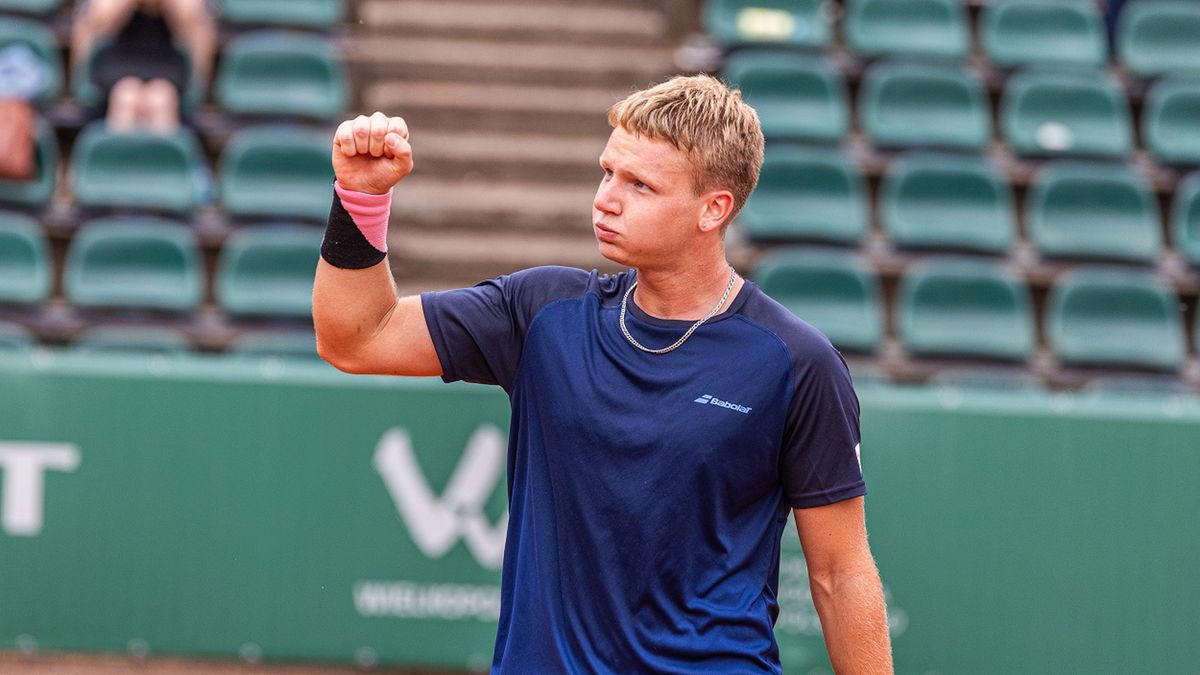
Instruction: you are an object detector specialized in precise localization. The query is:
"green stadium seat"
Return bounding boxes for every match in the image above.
[858,61,990,151]
[702,0,830,48]
[70,326,191,354]
[0,0,62,14]
[216,32,347,120]
[981,0,1107,69]
[229,330,319,359]
[1026,162,1161,262]
[880,153,1015,253]
[1173,171,1200,266]
[721,51,846,142]
[72,39,204,113]
[897,258,1035,361]
[219,125,334,222]
[753,248,883,352]
[1082,375,1195,397]
[70,123,205,214]
[219,0,344,28]
[0,16,63,103]
[1046,267,1186,371]
[0,117,57,208]
[64,217,202,312]
[736,146,866,244]
[845,0,968,60]
[1117,0,1200,77]
[0,211,49,305]
[217,226,322,318]
[0,321,33,351]
[928,367,1044,391]
[1001,69,1132,159]
[1142,77,1200,165]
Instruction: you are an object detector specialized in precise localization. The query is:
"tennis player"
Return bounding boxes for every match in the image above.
[313,74,893,673]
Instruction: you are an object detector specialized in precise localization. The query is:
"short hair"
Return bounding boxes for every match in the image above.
[607,74,765,228]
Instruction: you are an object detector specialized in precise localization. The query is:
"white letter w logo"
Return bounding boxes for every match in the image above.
[373,425,508,570]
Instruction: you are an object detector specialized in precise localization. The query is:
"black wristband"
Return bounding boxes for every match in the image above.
[320,192,388,270]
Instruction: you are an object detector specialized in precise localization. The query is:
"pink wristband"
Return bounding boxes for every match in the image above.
[334,181,392,253]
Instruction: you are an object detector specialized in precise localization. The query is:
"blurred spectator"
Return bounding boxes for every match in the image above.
[0,42,50,103]
[70,0,216,133]
[0,42,45,180]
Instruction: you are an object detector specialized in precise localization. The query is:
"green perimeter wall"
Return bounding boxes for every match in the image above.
[0,351,1197,674]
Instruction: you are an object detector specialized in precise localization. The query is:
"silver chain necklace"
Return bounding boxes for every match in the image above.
[618,266,738,355]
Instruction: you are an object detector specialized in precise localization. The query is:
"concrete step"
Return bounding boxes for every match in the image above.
[362,80,627,135]
[411,129,605,183]
[389,227,621,284]
[389,174,598,231]
[358,0,667,46]
[346,36,673,88]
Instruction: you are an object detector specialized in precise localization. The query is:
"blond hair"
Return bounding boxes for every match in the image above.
[607,74,764,227]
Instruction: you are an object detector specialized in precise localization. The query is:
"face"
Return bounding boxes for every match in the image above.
[592,127,720,270]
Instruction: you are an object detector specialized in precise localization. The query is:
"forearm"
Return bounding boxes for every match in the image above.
[313,182,400,367]
[313,256,399,355]
[809,564,893,674]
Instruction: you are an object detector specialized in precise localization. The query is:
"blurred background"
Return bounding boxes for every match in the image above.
[0,0,1197,673]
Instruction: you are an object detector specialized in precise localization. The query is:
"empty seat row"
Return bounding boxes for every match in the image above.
[69,326,319,358]
[0,122,335,221]
[0,212,321,318]
[725,53,1200,162]
[0,19,347,119]
[755,251,1197,371]
[703,0,974,59]
[216,32,347,119]
[705,0,1200,76]
[218,0,344,28]
[740,148,1200,264]
[0,0,57,15]
[0,320,319,359]
[0,0,343,27]
[912,368,1197,396]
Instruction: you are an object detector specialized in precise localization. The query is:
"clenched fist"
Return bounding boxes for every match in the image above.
[332,112,413,195]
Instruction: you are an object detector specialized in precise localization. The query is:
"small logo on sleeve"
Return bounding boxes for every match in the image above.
[693,394,752,414]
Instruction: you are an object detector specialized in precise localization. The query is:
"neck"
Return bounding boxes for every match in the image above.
[633,255,742,321]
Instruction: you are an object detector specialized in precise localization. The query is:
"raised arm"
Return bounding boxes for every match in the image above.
[794,497,893,674]
[313,112,442,377]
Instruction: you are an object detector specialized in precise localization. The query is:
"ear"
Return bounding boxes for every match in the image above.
[696,190,735,234]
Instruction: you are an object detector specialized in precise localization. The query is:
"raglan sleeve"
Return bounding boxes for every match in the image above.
[779,339,867,509]
[419,266,587,392]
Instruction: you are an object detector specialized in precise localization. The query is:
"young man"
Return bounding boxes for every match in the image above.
[314,75,893,673]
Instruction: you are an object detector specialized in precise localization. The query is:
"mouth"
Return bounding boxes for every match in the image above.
[594,222,618,241]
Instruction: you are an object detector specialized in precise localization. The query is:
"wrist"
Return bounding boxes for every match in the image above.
[321,182,393,270]
[335,180,394,197]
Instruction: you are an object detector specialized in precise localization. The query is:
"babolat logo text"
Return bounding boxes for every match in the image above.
[693,394,752,414]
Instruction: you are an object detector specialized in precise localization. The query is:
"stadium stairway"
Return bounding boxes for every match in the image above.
[346,0,681,294]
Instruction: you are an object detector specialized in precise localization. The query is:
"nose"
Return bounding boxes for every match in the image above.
[593,177,620,216]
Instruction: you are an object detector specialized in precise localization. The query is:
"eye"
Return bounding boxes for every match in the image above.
[634,180,647,190]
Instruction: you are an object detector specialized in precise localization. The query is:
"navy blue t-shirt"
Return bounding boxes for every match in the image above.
[421,266,865,674]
